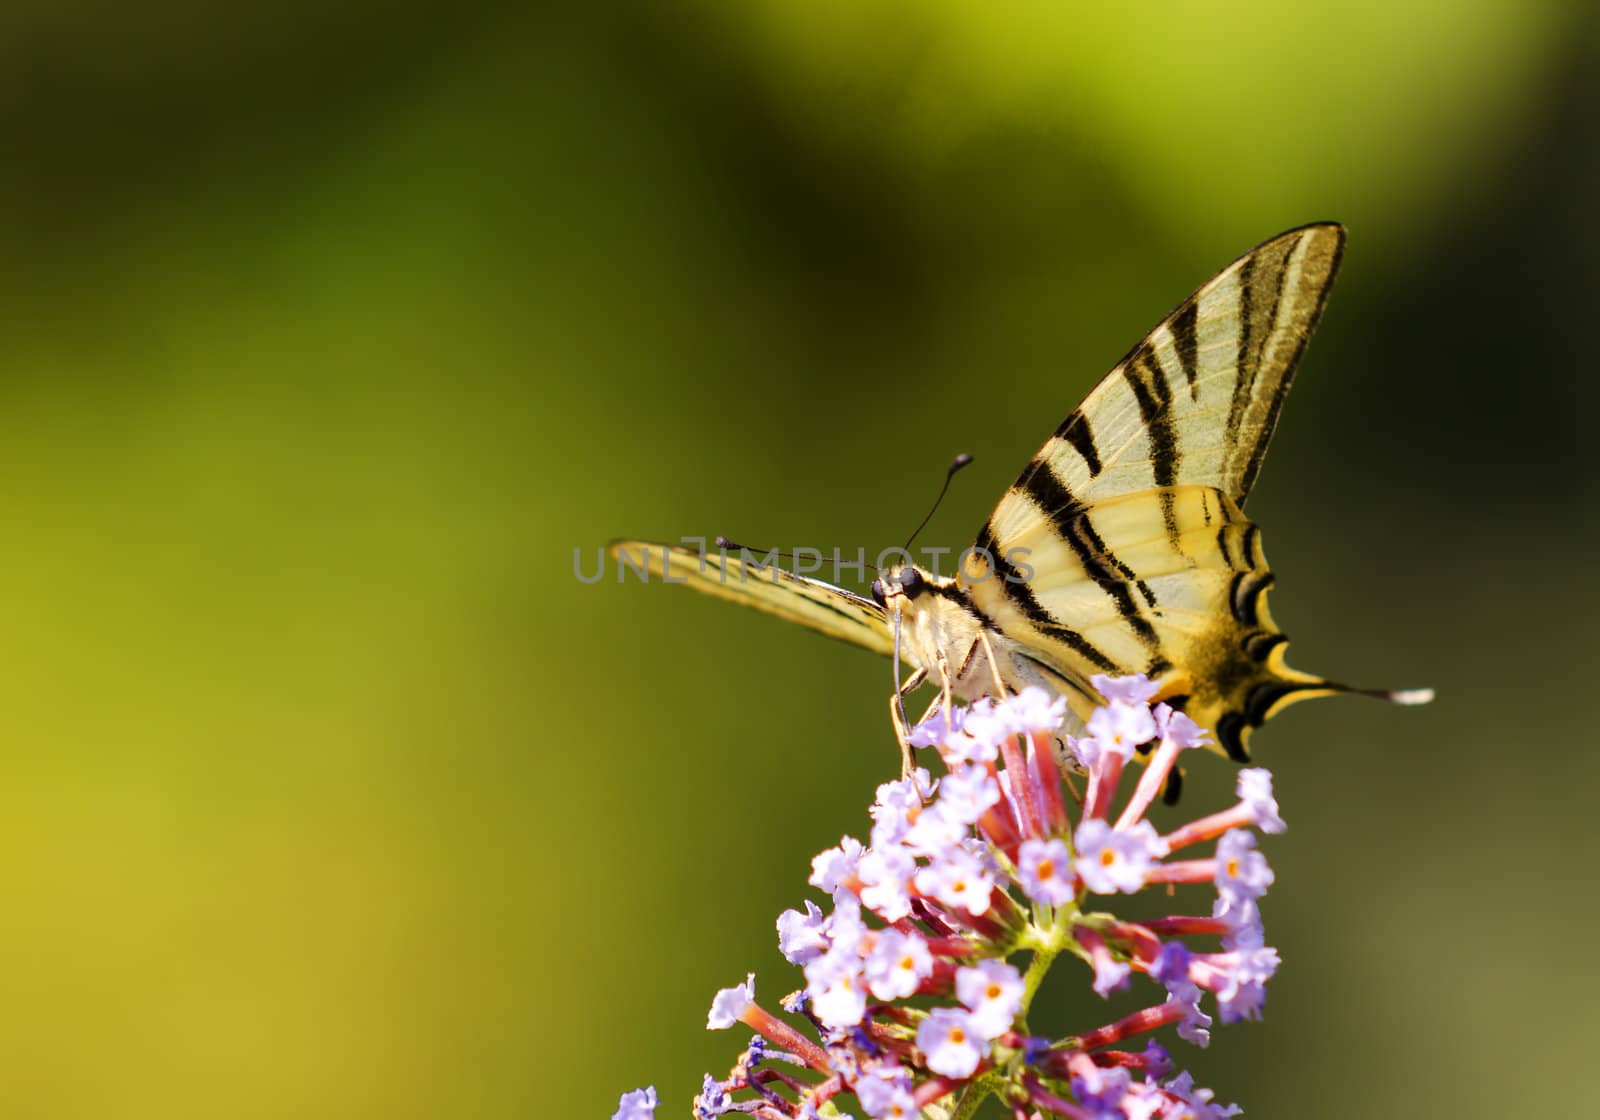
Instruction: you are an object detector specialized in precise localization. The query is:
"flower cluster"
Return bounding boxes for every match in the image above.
[615,675,1288,1118]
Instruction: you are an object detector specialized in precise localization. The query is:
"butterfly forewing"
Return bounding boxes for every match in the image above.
[608,540,895,656]
[1026,224,1343,506]
[964,225,1347,758]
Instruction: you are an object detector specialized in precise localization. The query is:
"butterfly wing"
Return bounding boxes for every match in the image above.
[608,540,895,656]
[1036,222,1345,507]
[963,223,1358,759]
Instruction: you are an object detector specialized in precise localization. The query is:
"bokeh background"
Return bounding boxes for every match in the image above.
[2,2,1596,1117]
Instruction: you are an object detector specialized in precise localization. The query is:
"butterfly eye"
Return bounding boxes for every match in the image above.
[869,579,887,607]
[899,567,924,597]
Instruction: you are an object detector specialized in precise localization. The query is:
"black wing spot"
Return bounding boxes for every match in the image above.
[1169,300,1201,401]
[1162,765,1184,806]
[1056,413,1103,479]
[1228,571,1275,626]
[1122,357,1179,488]
[1244,633,1288,662]
[1215,712,1252,763]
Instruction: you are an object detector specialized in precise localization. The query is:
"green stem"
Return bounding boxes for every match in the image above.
[1020,944,1057,1017]
[946,1075,997,1120]
[1019,904,1076,1017]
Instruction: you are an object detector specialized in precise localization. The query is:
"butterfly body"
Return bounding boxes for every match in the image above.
[611,223,1430,763]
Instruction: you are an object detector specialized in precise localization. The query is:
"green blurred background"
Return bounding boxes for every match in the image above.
[2,2,1596,1116]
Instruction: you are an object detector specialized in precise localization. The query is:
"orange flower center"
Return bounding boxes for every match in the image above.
[1100,849,1117,867]
[1037,859,1055,878]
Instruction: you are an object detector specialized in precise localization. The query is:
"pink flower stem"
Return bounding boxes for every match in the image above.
[805,1074,844,1107]
[1021,1074,1094,1119]
[1067,1000,1184,1052]
[740,1003,832,1073]
[1028,732,1069,835]
[1099,918,1161,962]
[979,798,1022,853]
[1084,754,1124,821]
[1142,858,1217,885]
[1142,915,1229,937]
[909,933,983,958]
[1114,737,1182,831]
[915,1072,982,1109]
[1161,802,1252,852]
[1092,1047,1158,1071]
[1000,734,1042,839]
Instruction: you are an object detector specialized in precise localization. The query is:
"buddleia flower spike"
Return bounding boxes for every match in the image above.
[615,676,1300,1118]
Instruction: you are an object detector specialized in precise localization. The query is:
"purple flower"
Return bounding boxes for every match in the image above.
[1074,818,1166,894]
[1215,829,1274,903]
[872,769,934,826]
[810,836,863,896]
[1212,894,1265,951]
[1209,946,1281,1023]
[1090,950,1130,998]
[1067,733,1103,771]
[1151,944,1212,1048]
[916,1008,986,1078]
[993,685,1068,736]
[1016,837,1075,906]
[955,959,1024,1039]
[827,896,868,956]
[707,974,754,1029]
[938,764,1001,824]
[868,785,916,848]
[904,802,965,858]
[1236,767,1286,833]
[693,1075,732,1117]
[805,949,867,1029]
[863,929,932,1001]
[1090,672,1161,705]
[854,1062,916,1118]
[857,845,916,922]
[777,900,829,964]
[1086,701,1158,761]
[1174,993,1214,1048]
[951,699,1010,762]
[1152,705,1208,752]
[1071,1063,1133,1115]
[1142,1040,1174,1078]
[914,845,994,915]
[908,707,965,750]
[1163,1071,1242,1119]
[613,1086,657,1120]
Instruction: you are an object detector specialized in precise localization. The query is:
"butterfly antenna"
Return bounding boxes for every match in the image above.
[903,453,974,552]
[716,536,881,573]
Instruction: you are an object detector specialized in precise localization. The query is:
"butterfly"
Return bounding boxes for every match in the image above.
[610,224,1430,777]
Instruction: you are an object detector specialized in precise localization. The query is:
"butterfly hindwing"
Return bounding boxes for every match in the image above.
[608,540,895,656]
[964,225,1347,757]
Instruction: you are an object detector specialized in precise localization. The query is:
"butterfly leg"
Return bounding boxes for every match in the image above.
[890,667,929,778]
[934,648,957,723]
[976,629,1009,697]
